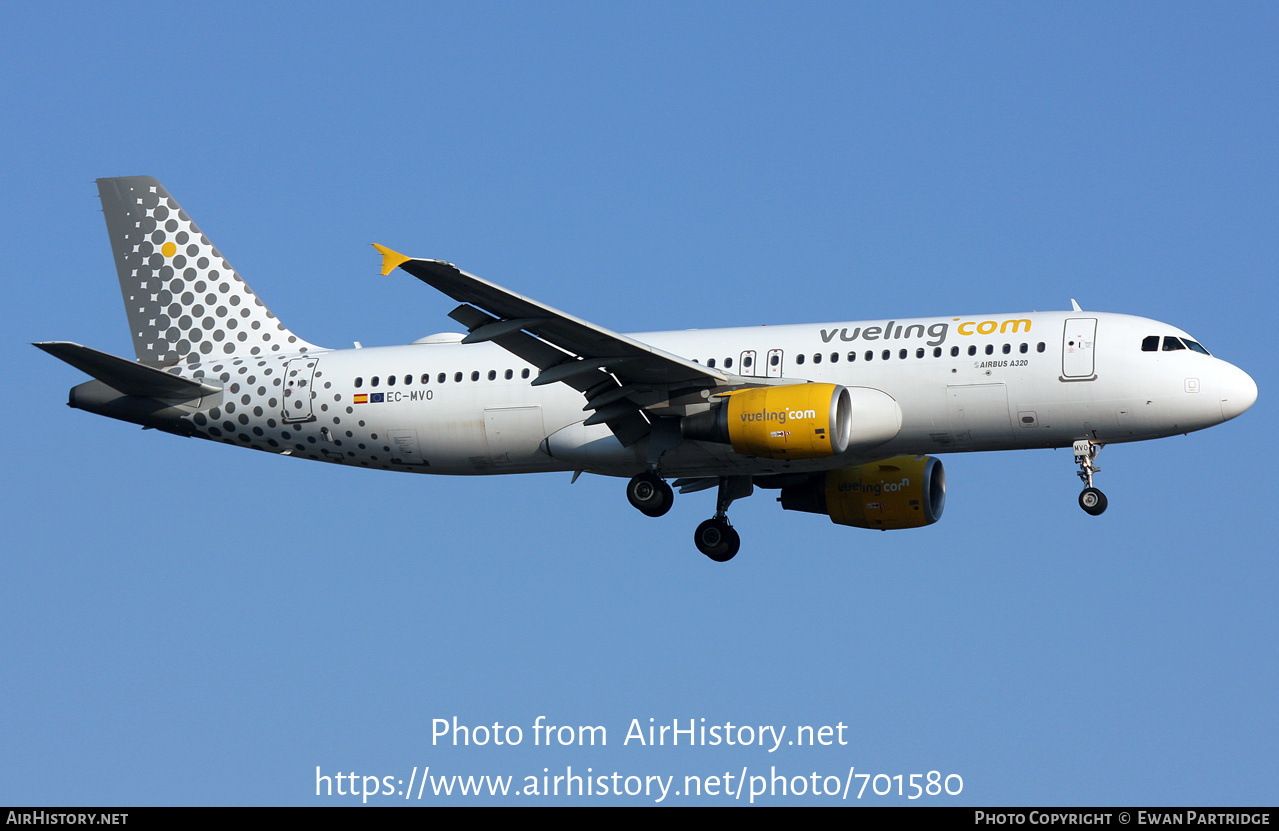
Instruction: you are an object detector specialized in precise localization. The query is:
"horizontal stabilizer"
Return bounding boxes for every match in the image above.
[34,342,220,399]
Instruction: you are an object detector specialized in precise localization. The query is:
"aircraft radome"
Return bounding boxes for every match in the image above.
[38,177,1258,561]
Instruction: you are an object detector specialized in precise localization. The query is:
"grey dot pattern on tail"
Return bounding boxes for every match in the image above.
[99,177,317,366]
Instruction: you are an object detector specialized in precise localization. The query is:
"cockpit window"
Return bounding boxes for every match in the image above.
[1183,339,1210,355]
[1147,334,1210,355]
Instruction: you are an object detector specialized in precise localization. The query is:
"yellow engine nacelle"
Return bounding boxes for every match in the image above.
[779,455,946,530]
[683,383,852,459]
[724,383,852,459]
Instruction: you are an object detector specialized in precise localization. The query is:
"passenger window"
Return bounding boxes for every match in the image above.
[813,353,822,364]
[968,346,977,356]
[438,373,446,383]
[865,351,873,361]
[488,370,496,380]
[933,347,942,358]
[796,354,805,365]
[951,346,959,357]
[882,350,890,361]
[471,371,480,381]
[405,374,412,385]
[420,374,430,384]
[726,357,734,368]
[354,377,363,388]
[1002,344,1011,354]
[1142,335,1159,352]
[985,345,994,355]
[387,375,395,386]
[744,356,753,368]
[1162,337,1186,351]
[521,369,530,379]
[454,372,462,382]
[898,349,907,359]
[505,369,513,379]
[1037,342,1045,353]
[371,376,380,387]
[847,352,856,362]
[1019,343,1028,354]
[916,348,924,359]
[770,355,779,366]
[830,352,839,363]
[707,358,716,368]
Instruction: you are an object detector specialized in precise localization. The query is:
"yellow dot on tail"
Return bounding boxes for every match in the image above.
[161,241,176,258]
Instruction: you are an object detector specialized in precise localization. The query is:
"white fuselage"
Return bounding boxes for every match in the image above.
[172,309,1255,479]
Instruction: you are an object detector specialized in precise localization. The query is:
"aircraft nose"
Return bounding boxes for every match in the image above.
[1218,363,1258,422]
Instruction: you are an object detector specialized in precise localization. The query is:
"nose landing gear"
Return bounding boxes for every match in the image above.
[1073,440,1107,516]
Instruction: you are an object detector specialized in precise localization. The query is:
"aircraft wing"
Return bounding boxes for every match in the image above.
[376,245,728,387]
[375,245,737,445]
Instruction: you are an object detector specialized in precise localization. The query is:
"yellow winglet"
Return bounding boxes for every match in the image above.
[372,243,411,276]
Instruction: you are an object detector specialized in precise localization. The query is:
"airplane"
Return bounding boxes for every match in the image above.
[37,176,1258,562]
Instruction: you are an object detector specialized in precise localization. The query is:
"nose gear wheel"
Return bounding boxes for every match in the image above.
[1079,487,1107,515]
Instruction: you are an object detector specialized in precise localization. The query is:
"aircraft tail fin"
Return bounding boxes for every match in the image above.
[97,176,319,366]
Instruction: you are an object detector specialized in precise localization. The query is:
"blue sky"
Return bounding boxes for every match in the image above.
[2,2,1274,805]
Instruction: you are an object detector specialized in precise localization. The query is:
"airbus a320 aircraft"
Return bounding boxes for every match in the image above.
[39,177,1257,561]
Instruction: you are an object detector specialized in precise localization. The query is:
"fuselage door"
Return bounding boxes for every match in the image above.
[1062,318,1098,380]
[739,350,758,377]
[766,349,784,377]
[282,357,318,423]
[484,406,546,465]
[948,383,1015,447]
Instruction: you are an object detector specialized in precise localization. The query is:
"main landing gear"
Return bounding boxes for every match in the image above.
[626,471,673,517]
[694,518,739,562]
[1073,440,1108,516]
[692,476,751,562]
[624,471,750,562]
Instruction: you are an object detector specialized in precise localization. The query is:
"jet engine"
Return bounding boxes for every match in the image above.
[681,384,901,460]
[681,383,852,459]
[779,455,946,530]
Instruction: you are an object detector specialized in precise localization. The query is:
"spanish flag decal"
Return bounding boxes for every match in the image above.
[354,394,369,404]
